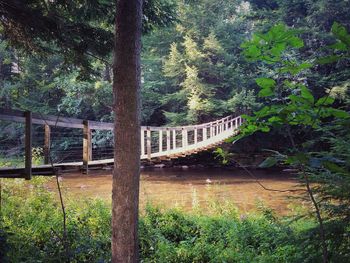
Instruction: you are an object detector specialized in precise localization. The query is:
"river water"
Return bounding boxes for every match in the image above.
[50,167,302,215]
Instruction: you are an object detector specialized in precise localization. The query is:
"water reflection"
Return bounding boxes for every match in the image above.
[49,168,302,215]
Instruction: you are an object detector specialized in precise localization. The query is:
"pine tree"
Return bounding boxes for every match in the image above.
[182,65,212,122]
[163,43,184,80]
[183,35,204,63]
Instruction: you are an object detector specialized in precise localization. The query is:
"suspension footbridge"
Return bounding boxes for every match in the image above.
[0,108,243,178]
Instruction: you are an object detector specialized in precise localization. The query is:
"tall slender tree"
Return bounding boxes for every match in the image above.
[112,0,142,262]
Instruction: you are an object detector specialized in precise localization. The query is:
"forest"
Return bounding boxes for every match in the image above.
[0,0,350,262]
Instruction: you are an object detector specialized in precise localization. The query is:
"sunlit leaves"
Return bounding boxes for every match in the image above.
[213,147,232,165]
[268,116,283,125]
[241,24,304,63]
[256,78,276,89]
[256,78,276,97]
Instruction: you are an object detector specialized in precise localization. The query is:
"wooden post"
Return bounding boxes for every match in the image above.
[172,130,176,149]
[159,130,163,152]
[146,127,151,160]
[203,127,207,141]
[166,129,171,152]
[141,129,145,157]
[194,128,198,144]
[182,128,188,148]
[83,120,92,173]
[44,124,51,164]
[24,111,32,180]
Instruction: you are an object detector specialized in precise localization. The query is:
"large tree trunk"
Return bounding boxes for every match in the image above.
[112,0,142,262]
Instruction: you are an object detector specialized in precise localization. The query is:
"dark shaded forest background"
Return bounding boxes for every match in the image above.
[1,0,348,126]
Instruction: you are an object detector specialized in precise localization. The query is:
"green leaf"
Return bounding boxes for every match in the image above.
[241,114,251,120]
[316,55,344,65]
[256,78,276,97]
[256,78,276,89]
[258,88,274,97]
[297,62,312,71]
[254,106,270,117]
[259,157,278,168]
[287,153,309,165]
[280,62,312,75]
[243,45,261,59]
[288,36,304,48]
[330,109,349,118]
[260,126,270,132]
[268,116,283,124]
[331,22,350,46]
[289,94,307,104]
[270,43,286,56]
[315,96,335,106]
[329,42,348,51]
[300,86,314,104]
[246,124,259,132]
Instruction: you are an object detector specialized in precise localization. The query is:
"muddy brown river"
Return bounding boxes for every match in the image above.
[49,168,304,215]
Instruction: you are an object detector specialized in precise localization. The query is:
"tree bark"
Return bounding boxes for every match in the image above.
[112,0,142,262]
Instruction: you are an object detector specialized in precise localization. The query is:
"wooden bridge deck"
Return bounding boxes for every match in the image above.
[0,108,243,178]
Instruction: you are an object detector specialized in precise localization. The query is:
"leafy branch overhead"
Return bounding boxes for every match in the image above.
[0,0,177,75]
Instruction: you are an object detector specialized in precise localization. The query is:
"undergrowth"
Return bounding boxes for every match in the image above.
[0,177,348,262]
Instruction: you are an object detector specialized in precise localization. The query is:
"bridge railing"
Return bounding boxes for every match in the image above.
[0,108,243,178]
[140,115,243,159]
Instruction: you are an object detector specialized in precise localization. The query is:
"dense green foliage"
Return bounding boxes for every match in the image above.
[221,20,350,262]
[2,178,349,263]
[1,0,349,126]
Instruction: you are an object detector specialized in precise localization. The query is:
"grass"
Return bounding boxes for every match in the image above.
[0,149,44,168]
[0,156,24,168]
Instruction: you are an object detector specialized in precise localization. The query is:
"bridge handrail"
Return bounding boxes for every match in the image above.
[145,115,239,131]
